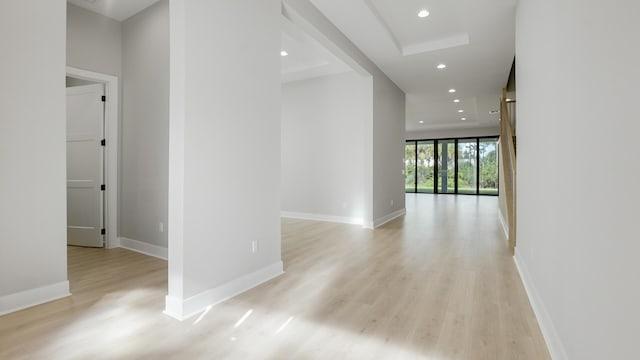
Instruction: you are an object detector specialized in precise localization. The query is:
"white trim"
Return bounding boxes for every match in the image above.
[373,208,406,228]
[498,208,509,240]
[0,281,70,316]
[119,237,168,260]
[281,211,364,226]
[66,66,119,249]
[514,251,568,360]
[164,261,284,321]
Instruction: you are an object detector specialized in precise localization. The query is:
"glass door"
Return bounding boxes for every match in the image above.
[457,139,477,194]
[405,142,416,192]
[437,140,455,194]
[417,141,435,193]
[479,138,499,195]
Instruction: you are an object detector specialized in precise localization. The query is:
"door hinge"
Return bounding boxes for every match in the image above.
[101,228,106,235]
[101,139,106,146]
[101,95,106,102]
[101,184,105,191]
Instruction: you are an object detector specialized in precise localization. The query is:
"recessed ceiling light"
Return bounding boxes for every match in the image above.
[280,50,288,57]
[453,99,460,103]
[419,121,424,124]
[418,9,430,18]
[437,63,446,69]
[448,89,456,93]
[458,110,464,113]
[461,117,467,121]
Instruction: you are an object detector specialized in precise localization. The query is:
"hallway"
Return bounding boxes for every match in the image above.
[0,195,549,359]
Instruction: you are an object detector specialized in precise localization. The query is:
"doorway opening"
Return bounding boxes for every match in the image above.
[66,67,119,248]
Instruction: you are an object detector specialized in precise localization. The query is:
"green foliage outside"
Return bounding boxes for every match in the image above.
[405,140,499,195]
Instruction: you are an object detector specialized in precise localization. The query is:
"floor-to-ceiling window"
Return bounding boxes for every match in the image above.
[417,141,435,193]
[479,138,499,195]
[405,142,416,192]
[457,139,477,194]
[405,137,499,195]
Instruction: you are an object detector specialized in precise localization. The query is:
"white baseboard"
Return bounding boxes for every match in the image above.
[281,211,364,226]
[498,208,509,240]
[164,261,284,321]
[0,281,70,316]
[119,237,168,260]
[514,251,568,360]
[373,208,406,228]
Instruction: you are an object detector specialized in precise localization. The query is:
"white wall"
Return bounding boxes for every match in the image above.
[372,76,406,224]
[0,0,69,313]
[283,0,406,227]
[281,72,372,224]
[121,0,169,248]
[406,126,499,141]
[67,4,122,78]
[166,0,283,319]
[516,0,640,358]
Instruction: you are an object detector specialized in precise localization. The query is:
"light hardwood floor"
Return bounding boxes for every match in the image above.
[0,195,550,359]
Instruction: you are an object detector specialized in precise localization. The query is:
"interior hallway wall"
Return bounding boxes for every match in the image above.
[166,0,283,319]
[283,0,406,227]
[516,0,640,358]
[121,0,169,249]
[281,72,371,224]
[0,0,69,314]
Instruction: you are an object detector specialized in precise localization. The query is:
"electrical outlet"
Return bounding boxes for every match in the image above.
[159,222,164,233]
[251,240,258,253]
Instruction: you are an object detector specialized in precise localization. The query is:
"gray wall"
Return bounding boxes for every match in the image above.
[281,72,371,223]
[372,76,406,223]
[283,0,407,226]
[0,0,68,308]
[516,0,640,358]
[121,0,169,247]
[167,0,283,318]
[67,4,122,78]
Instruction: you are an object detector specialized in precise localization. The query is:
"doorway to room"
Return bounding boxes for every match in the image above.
[66,81,105,247]
[66,67,119,248]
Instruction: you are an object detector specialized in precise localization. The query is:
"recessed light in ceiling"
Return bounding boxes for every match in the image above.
[453,99,460,103]
[418,9,430,18]
[437,64,446,70]
[419,121,424,124]
[448,89,456,93]
[461,117,467,121]
[458,110,464,113]
[280,50,288,57]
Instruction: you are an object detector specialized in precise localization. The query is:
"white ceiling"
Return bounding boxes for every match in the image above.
[281,18,352,83]
[310,0,516,132]
[67,0,161,22]
[69,0,515,132]
[67,0,351,83]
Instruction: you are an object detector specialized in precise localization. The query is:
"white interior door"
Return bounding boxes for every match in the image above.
[66,83,105,247]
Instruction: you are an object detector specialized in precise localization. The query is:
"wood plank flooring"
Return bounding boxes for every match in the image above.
[0,194,550,359]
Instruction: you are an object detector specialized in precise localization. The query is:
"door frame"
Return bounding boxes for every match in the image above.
[66,66,119,248]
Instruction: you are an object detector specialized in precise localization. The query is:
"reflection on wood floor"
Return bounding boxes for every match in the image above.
[0,194,549,359]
